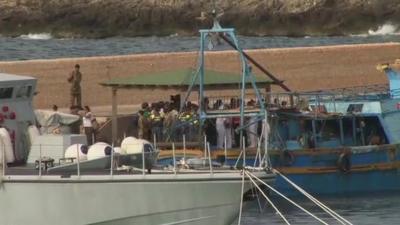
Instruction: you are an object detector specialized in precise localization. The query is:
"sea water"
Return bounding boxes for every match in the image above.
[241,193,400,224]
[0,33,399,61]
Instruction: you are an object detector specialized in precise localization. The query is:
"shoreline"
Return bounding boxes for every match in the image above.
[0,43,399,112]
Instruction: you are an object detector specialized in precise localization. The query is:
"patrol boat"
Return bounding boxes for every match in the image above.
[0,73,275,225]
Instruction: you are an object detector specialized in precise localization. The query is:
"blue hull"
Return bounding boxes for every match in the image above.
[274,169,400,196]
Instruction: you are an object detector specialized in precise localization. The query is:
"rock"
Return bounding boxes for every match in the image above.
[0,0,399,38]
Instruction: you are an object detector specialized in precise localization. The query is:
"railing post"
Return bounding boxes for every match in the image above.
[153,133,157,150]
[39,144,42,177]
[203,135,207,166]
[242,136,246,168]
[2,141,5,177]
[172,142,177,175]
[263,112,269,168]
[110,143,114,176]
[224,134,227,165]
[207,142,213,175]
[142,143,146,176]
[76,144,80,177]
[183,135,186,161]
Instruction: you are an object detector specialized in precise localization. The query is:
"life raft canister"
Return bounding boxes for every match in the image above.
[337,152,351,173]
[281,150,295,166]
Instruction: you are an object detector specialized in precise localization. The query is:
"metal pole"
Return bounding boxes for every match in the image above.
[183,135,186,160]
[39,144,42,177]
[142,142,146,176]
[110,143,114,176]
[333,94,337,113]
[172,142,177,175]
[237,168,245,225]
[153,133,157,150]
[199,31,205,128]
[203,135,207,166]
[312,120,317,149]
[2,140,5,177]
[352,116,357,144]
[242,136,246,168]
[76,144,80,177]
[219,34,291,92]
[224,134,227,165]
[111,88,118,145]
[339,118,344,145]
[207,142,213,175]
[263,112,269,168]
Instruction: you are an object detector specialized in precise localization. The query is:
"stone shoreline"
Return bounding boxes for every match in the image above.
[0,43,399,112]
[1,0,399,37]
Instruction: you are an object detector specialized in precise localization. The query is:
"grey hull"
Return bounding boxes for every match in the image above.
[0,171,274,225]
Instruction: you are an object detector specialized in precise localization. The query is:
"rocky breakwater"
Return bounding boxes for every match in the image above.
[0,0,399,38]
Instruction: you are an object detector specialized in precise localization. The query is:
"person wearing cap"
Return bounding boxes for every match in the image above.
[68,64,82,109]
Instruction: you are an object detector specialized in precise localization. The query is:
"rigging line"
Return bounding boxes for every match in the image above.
[245,171,291,225]
[246,170,331,225]
[273,169,353,225]
[237,169,245,225]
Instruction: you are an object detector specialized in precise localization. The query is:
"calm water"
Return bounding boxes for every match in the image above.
[241,193,400,225]
[0,33,399,61]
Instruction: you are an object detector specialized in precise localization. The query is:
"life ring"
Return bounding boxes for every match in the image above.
[281,150,295,166]
[337,152,351,173]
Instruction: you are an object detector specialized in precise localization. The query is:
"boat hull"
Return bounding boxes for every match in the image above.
[274,168,400,196]
[0,172,274,225]
[270,144,400,195]
[158,144,400,195]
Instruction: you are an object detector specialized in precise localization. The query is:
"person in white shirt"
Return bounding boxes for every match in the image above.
[83,105,95,145]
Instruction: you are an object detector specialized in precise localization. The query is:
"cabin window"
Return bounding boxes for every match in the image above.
[16,85,32,98]
[0,87,13,99]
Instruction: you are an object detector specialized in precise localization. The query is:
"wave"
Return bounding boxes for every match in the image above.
[368,24,399,36]
[19,33,52,40]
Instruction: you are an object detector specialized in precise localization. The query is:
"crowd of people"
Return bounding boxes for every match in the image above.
[137,96,267,149]
[137,97,200,143]
[65,63,266,149]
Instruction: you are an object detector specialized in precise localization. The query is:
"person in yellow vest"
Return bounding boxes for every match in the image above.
[150,108,163,141]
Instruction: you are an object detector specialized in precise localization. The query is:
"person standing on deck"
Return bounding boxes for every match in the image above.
[138,110,146,139]
[246,101,258,148]
[224,110,233,149]
[83,106,95,145]
[216,104,227,149]
[67,64,82,109]
[163,104,178,141]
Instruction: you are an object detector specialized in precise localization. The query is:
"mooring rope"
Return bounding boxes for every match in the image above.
[237,170,245,225]
[245,170,330,225]
[272,169,353,225]
[246,171,291,225]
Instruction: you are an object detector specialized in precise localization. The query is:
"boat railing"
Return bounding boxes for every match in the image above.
[0,139,221,178]
[203,84,398,114]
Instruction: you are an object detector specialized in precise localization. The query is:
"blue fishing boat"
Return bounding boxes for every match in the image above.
[267,61,400,195]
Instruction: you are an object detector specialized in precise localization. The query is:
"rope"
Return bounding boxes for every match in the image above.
[246,171,291,225]
[245,171,330,225]
[237,170,245,225]
[273,169,353,225]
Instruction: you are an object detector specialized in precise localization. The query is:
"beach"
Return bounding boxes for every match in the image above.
[0,42,399,111]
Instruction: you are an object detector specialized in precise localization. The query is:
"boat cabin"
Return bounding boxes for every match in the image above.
[0,73,37,162]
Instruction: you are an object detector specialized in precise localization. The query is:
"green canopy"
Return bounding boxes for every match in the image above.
[100,69,272,89]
